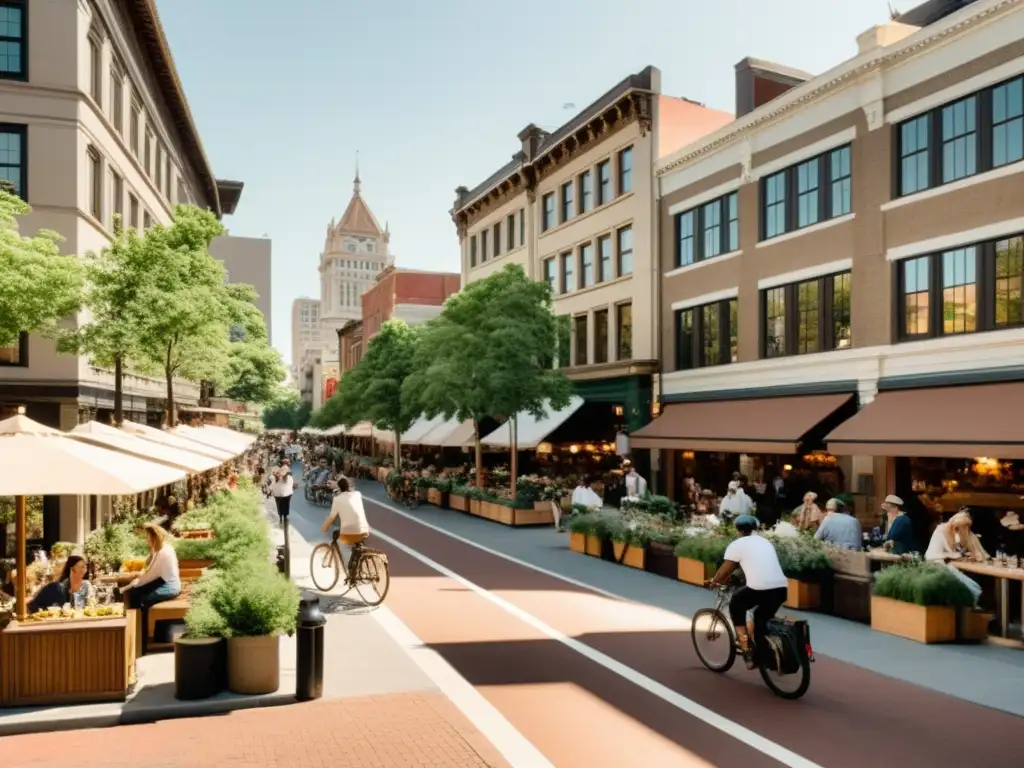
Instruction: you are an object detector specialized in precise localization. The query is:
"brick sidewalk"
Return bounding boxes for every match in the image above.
[1,692,512,768]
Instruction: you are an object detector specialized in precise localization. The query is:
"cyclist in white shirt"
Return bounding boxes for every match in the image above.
[709,515,788,668]
[320,476,370,582]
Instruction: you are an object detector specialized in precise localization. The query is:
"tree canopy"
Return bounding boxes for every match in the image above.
[261,387,310,430]
[221,341,287,404]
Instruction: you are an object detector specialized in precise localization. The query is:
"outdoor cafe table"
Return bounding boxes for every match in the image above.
[952,560,1024,639]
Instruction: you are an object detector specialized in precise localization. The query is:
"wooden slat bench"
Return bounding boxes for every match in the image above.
[143,568,207,651]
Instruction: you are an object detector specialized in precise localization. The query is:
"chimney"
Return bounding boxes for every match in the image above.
[735,57,813,118]
[856,22,919,55]
[454,185,469,210]
[517,123,546,162]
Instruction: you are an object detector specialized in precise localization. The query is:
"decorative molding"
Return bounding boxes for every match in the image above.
[667,180,741,216]
[665,250,742,279]
[880,158,1024,211]
[739,141,753,182]
[885,216,1024,261]
[670,287,739,311]
[751,126,857,180]
[757,258,853,289]
[754,213,855,250]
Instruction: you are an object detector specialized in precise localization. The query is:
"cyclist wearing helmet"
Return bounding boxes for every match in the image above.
[709,514,788,668]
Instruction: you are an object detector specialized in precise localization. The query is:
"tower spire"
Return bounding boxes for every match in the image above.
[353,151,361,196]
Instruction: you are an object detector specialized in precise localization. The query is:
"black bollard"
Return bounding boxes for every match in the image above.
[295,592,326,702]
[276,544,287,575]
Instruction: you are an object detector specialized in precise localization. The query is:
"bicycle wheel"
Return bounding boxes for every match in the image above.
[758,649,811,700]
[690,608,737,673]
[309,542,340,592]
[354,553,390,606]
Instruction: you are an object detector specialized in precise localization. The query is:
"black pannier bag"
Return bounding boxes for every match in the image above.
[763,617,812,674]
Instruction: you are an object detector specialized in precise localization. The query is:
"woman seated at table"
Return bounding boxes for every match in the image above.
[123,523,180,611]
[925,509,988,605]
[28,555,91,613]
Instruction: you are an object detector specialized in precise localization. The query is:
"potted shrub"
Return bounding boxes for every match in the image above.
[449,484,470,512]
[174,580,227,700]
[871,562,975,643]
[205,559,300,694]
[772,535,832,610]
[426,477,451,508]
[610,520,648,570]
[675,532,733,586]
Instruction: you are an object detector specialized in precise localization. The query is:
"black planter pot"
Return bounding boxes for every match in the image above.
[646,541,678,580]
[174,637,227,700]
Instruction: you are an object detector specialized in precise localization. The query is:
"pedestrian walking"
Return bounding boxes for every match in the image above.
[271,459,294,526]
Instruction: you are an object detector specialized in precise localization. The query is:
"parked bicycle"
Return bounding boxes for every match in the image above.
[691,584,814,700]
[309,532,391,606]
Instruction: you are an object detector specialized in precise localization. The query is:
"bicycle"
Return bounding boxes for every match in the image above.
[309,532,391,606]
[691,584,814,700]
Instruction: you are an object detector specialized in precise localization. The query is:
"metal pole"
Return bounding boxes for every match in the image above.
[283,508,291,577]
[15,495,26,621]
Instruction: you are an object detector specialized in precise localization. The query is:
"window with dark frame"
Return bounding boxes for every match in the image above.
[557,315,570,368]
[0,1,27,80]
[87,146,101,220]
[0,331,27,366]
[598,234,611,282]
[761,271,853,358]
[561,251,574,293]
[597,159,611,205]
[519,207,525,246]
[574,314,588,366]
[674,191,739,268]
[618,146,632,194]
[144,129,152,177]
[994,235,1023,327]
[155,145,163,191]
[0,124,26,199]
[674,298,738,371]
[89,32,102,105]
[542,192,555,231]
[897,75,1024,197]
[143,210,152,230]
[616,303,632,361]
[506,213,515,251]
[580,170,593,213]
[469,235,477,267]
[594,309,609,364]
[580,242,594,288]
[617,225,633,276]
[492,222,501,257]
[543,257,557,292]
[480,229,489,262]
[110,61,124,135]
[129,193,139,230]
[761,144,852,240]
[110,169,123,225]
[561,180,574,223]
[130,97,141,156]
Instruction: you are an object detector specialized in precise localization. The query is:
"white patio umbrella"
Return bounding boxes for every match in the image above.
[0,410,189,621]
[71,421,223,473]
[120,421,234,462]
[180,424,256,450]
[172,424,251,455]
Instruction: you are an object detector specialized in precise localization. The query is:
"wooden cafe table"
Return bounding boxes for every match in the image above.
[952,560,1024,639]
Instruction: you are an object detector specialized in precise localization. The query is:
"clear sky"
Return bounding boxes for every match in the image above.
[156,0,913,364]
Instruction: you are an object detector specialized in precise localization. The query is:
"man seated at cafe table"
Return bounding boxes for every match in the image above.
[814,497,862,550]
[122,523,181,612]
[876,495,919,555]
[28,555,92,613]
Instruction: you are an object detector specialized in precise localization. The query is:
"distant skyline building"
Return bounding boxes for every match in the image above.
[290,297,322,378]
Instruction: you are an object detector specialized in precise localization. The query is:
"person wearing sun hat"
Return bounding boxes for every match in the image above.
[880,494,918,555]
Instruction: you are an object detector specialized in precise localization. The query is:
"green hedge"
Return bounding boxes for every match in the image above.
[874,562,975,608]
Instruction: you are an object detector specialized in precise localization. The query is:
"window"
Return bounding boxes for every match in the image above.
[941,247,977,334]
[0,1,26,80]
[155,145,163,190]
[143,210,152,230]
[557,315,570,367]
[542,192,555,231]
[580,170,593,213]
[574,314,588,365]
[675,299,739,371]
[617,303,632,360]
[899,115,930,195]
[762,145,852,240]
[519,208,525,246]
[580,242,594,288]
[674,192,738,268]
[543,257,556,292]
[618,146,632,194]
[506,213,515,251]
[129,193,139,230]
[561,251,574,293]
[177,179,187,205]
[87,146,102,220]
[993,78,1024,168]
[480,229,489,262]
[0,124,26,199]
[617,225,633,276]
[941,96,977,183]
[0,331,27,366]
[110,61,124,135]
[761,271,853,357]
[144,129,152,177]
[594,309,609,364]
[597,234,612,283]
[597,160,611,205]
[561,181,574,223]
[165,157,172,198]
[994,236,1024,327]
[492,222,501,257]
[109,169,123,225]
[88,32,102,104]
[129,97,140,156]
[469,235,477,267]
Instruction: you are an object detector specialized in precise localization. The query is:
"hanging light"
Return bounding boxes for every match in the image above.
[613,405,624,417]
[569,444,580,454]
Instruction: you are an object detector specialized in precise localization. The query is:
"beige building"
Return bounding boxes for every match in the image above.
[0,0,232,544]
[211,231,273,344]
[637,0,1024,519]
[291,297,323,378]
[452,66,732,434]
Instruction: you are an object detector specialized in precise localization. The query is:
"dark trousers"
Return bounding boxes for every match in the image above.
[275,495,292,523]
[729,586,788,658]
[127,577,181,651]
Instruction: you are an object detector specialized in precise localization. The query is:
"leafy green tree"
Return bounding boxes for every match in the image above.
[0,185,83,347]
[262,388,310,430]
[312,364,368,430]
[404,264,571,486]
[222,341,286,404]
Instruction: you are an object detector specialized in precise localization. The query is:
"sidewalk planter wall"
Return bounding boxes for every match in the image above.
[178,559,215,571]
[646,541,678,579]
[449,494,468,512]
[612,542,645,570]
[470,498,482,516]
[957,608,994,642]
[870,596,956,643]
[585,535,602,557]
[512,507,553,526]
[227,635,280,694]
[677,557,712,586]
[174,637,226,700]
[416,486,430,502]
[785,579,821,610]
[426,488,447,507]
[569,532,586,554]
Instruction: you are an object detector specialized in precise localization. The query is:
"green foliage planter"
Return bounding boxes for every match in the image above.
[771,535,833,610]
[675,534,734,586]
[871,562,975,643]
[645,532,682,580]
[172,487,271,570]
[175,597,227,701]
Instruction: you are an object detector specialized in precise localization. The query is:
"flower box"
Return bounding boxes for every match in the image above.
[785,579,821,610]
[646,541,678,579]
[612,542,645,570]
[178,559,215,571]
[426,488,447,507]
[512,507,554,526]
[449,494,468,512]
[585,535,602,557]
[179,529,214,540]
[416,486,429,502]
[470,498,482,516]
[677,557,712,586]
[534,500,553,512]
[870,596,956,644]
[569,532,586,554]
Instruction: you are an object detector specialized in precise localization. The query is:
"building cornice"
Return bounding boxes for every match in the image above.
[657,0,1019,178]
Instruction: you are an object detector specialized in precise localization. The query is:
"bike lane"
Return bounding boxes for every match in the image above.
[362,498,1021,768]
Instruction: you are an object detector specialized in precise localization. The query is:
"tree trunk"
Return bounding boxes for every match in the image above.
[164,342,175,427]
[474,419,484,488]
[510,416,518,495]
[394,434,402,472]
[113,352,124,426]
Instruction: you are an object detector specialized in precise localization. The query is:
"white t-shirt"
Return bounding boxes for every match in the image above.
[327,491,370,536]
[271,471,294,498]
[134,543,180,588]
[723,535,788,591]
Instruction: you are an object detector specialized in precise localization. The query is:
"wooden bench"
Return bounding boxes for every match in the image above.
[143,568,206,651]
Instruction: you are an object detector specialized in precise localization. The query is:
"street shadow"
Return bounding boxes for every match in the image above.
[319,595,377,616]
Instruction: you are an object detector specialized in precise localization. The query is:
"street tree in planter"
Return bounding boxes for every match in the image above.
[0,182,83,359]
[404,264,570,488]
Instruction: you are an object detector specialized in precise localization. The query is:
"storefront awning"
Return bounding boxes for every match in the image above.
[631,393,853,453]
[826,382,1024,459]
[346,421,373,438]
[401,415,446,445]
[416,418,475,448]
[480,396,586,450]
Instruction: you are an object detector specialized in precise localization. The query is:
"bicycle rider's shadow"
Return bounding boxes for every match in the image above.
[319,595,377,616]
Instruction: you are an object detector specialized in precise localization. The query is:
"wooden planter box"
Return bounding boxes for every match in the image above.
[469,498,482,516]
[178,559,215,571]
[957,608,995,642]
[646,541,678,579]
[677,556,712,586]
[870,596,956,643]
[179,529,214,540]
[477,500,515,525]
[426,488,448,507]
[612,541,645,570]
[416,486,430,502]
[377,467,391,483]
[449,494,468,512]
[585,535,603,557]
[785,579,821,610]
[534,500,551,512]
[569,532,586,553]
[512,507,554,526]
